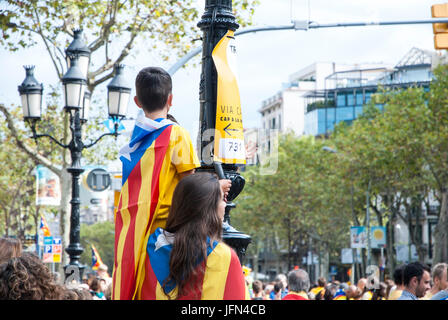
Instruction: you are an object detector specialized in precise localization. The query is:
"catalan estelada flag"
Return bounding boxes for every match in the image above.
[333,289,347,300]
[137,228,249,300]
[112,112,200,300]
[39,214,51,237]
[91,244,105,271]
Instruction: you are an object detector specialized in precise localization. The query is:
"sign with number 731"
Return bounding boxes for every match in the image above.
[212,30,246,165]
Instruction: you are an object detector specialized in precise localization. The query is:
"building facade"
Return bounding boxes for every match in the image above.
[304,48,434,136]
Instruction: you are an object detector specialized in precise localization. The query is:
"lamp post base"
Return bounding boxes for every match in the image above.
[222,221,252,264]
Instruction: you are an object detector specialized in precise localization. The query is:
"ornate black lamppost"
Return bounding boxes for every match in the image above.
[197,0,251,264]
[18,30,130,282]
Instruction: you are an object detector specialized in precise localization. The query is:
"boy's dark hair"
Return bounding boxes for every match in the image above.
[393,264,405,286]
[252,280,263,294]
[403,262,430,286]
[135,67,172,113]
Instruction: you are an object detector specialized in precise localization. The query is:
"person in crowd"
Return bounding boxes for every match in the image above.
[422,262,448,299]
[270,273,288,299]
[62,284,93,300]
[323,283,338,300]
[271,281,283,300]
[397,262,431,300]
[137,172,247,300]
[97,264,112,287]
[0,252,64,300]
[346,284,362,300]
[282,269,310,300]
[0,237,22,265]
[310,277,326,299]
[388,264,406,300]
[384,279,395,299]
[252,280,265,300]
[264,283,274,300]
[357,277,373,300]
[89,278,106,300]
[371,282,388,300]
[333,283,348,300]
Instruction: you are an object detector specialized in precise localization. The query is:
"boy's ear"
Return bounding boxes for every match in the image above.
[134,96,142,109]
[167,93,173,108]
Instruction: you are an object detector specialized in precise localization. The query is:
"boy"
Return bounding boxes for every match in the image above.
[112,67,230,300]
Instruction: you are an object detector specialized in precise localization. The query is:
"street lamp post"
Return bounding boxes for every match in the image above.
[197,0,251,264]
[18,32,130,282]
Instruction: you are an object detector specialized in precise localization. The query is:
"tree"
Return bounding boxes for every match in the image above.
[80,220,115,273]
[0,0,260,268]
[233,133,352,276]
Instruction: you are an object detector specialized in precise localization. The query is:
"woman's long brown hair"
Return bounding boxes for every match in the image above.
[162,172,223,299]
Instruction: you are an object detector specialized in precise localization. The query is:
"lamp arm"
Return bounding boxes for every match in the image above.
[28,119,69,148]
[83,130,118,149]
[32,133,69,149]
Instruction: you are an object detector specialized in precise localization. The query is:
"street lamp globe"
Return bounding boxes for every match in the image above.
[81,90,91,123]
[62,55,87,111]
[65,29,90,79]
[18,65,43,121]
[107,64,131,119]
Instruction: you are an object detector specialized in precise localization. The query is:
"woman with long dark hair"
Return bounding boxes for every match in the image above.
[136,172,248,300]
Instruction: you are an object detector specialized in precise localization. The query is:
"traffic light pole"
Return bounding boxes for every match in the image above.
[169,18,448,75]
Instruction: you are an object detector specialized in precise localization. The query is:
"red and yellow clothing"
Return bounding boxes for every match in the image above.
[112,115,200,300]
[282,291,308,300]
[138,228,249,300]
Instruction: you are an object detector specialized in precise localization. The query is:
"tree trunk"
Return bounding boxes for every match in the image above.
[433,190,448,264]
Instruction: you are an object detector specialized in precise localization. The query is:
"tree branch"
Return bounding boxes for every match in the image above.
[0,104,62,177]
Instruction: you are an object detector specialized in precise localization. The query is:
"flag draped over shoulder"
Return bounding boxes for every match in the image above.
[39,215,51,237]
[333,289,347,300]
[112,113,179,300]
[91,244,104,271]
[138,228,249,300]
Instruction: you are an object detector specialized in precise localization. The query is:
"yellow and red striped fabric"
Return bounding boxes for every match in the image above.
[137,228,249,300]
[112,115,199,300]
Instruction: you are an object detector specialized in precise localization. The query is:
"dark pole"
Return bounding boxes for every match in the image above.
[197,0,251,264]
[64,109,85,280]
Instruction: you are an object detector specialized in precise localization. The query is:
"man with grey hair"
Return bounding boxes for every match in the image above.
[282,268,310,300]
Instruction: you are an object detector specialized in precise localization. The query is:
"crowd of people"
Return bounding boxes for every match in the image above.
[0,237,113,300]
[1,232,447,301]
[247,261,448,300]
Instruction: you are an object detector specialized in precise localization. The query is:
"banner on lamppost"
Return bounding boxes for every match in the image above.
[370,226,387,249]
[350,226,367,248]
[35,165,61,206]
[212,29,246,164]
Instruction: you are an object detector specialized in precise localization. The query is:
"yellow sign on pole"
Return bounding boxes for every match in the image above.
[212,30,246,164]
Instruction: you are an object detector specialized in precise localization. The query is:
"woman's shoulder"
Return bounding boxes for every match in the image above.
[208,242,242,265]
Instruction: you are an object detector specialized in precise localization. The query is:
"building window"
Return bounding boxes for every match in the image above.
[356,92,363,105]
[278,114,281,130]
[347,93,355,106]
[337,93,346,107]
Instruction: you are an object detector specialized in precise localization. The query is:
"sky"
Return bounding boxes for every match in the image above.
[0,0,442,149]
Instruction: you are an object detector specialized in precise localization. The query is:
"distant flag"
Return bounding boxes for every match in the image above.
[103,119,125,134]
[92,244,105,270]
[39,214,51,237]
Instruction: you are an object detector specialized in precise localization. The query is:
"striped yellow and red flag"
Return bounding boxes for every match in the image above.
[91,244,105,271]
[112,113,199,300]
[137,228,249,300]
[39,214,51,237]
